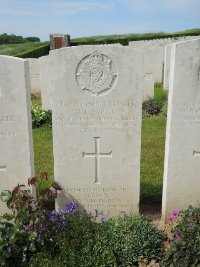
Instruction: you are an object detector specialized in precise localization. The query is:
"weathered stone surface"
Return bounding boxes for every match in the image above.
[50,45,143,217]
[130,45,163,85]
[0,56,34,215]
[39,56,51,110]
[27,58,40,94]
[162,39,200,220]
[163,45,172,90]
[143,72,154,100]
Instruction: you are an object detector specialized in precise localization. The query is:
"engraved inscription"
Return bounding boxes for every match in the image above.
[54,99,138,133]
[82,137,112,184]
[175,101,200,126]
[66,187,128,209]
[75,51,117,96]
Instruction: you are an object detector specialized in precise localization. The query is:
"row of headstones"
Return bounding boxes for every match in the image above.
[0,39,200,220]
[29,36,200,111]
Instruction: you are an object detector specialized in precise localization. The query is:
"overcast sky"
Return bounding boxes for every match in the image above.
[0,0,199,41]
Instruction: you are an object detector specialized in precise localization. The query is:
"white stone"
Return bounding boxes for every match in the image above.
[0,56,34,215]
[162,39,200,220]
[143,73,154,100]
[164,37,200,91]
[163,45,172,90]
[39,56,52,110]
[134,46,163,85]
[27,58,40,94]
[50,45,143,217]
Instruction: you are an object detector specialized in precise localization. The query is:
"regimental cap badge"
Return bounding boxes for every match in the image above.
[75,51,117,96]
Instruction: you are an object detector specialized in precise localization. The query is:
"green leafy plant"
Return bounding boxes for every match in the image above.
[30,208,116,267]
[0,177,61,266]
[107,214,164,266]
[142,96,165,116]
[162,206,200,267]
[31,104,52,128]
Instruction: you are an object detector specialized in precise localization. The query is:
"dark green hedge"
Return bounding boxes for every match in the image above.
[15,43,50,58]
[71,30,200,46]
[71,38,129,46]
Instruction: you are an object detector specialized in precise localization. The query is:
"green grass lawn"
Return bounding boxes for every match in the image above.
[0,42,47,56]
[33,116,166,202]
[141,117,166,202]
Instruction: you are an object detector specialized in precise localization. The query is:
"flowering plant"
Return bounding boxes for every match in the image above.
[0,176,62,266]
[31,104,52,128]
[163,206,200,266]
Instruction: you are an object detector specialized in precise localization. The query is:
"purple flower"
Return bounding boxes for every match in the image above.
[50,216,56,222]
[95,209,103,215]
[65,202,78,214]
[100,217,107,222]
[41,226,46,233]
[25,226,30,235]
[175,231,181,239]
[56,208,64,215]
[171,210,179,217]
[51,210,56,216]
[6,246,12,253]
[189,222,193,227]
[50,210,56,222]
[189,211,193,216]
[167,216,174,222]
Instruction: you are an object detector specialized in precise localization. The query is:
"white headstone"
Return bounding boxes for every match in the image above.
[39,56,52,110]
[50,46,143,217]
[163,45,172,90]
[162,39,200,220]
[130,45,163,85]
[27,58,40,94]
[0,56,34,214]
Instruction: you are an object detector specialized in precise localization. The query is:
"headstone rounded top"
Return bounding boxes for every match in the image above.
[75,51,117,96]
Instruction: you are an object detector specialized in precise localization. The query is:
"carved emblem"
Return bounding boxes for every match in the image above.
[75,51,117,96]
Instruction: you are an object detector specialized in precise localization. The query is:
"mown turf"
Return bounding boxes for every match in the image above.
[140,117,166,202]
[0,42,47,56]
[33,127,54,192]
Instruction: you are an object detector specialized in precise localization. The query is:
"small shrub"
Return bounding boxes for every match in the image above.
[143,97,164,115]
[0,178,61,266]
[31,104,52,128]
[30,209,117,267]
[162,206,200,267]
[107,214,164,266]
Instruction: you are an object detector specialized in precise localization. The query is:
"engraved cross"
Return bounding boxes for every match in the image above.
[193,150,200,157]
[82,137,112,184]
[0,164,6,171]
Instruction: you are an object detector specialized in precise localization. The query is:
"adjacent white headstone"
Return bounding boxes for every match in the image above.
[163,45,172,90]
[162,39,200,220]
[0,56,34,215]
[129,45,163,85]
[143,73,154,100]
[50,46,143,217]
[39,56,51,110]
[27,58,40,94]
